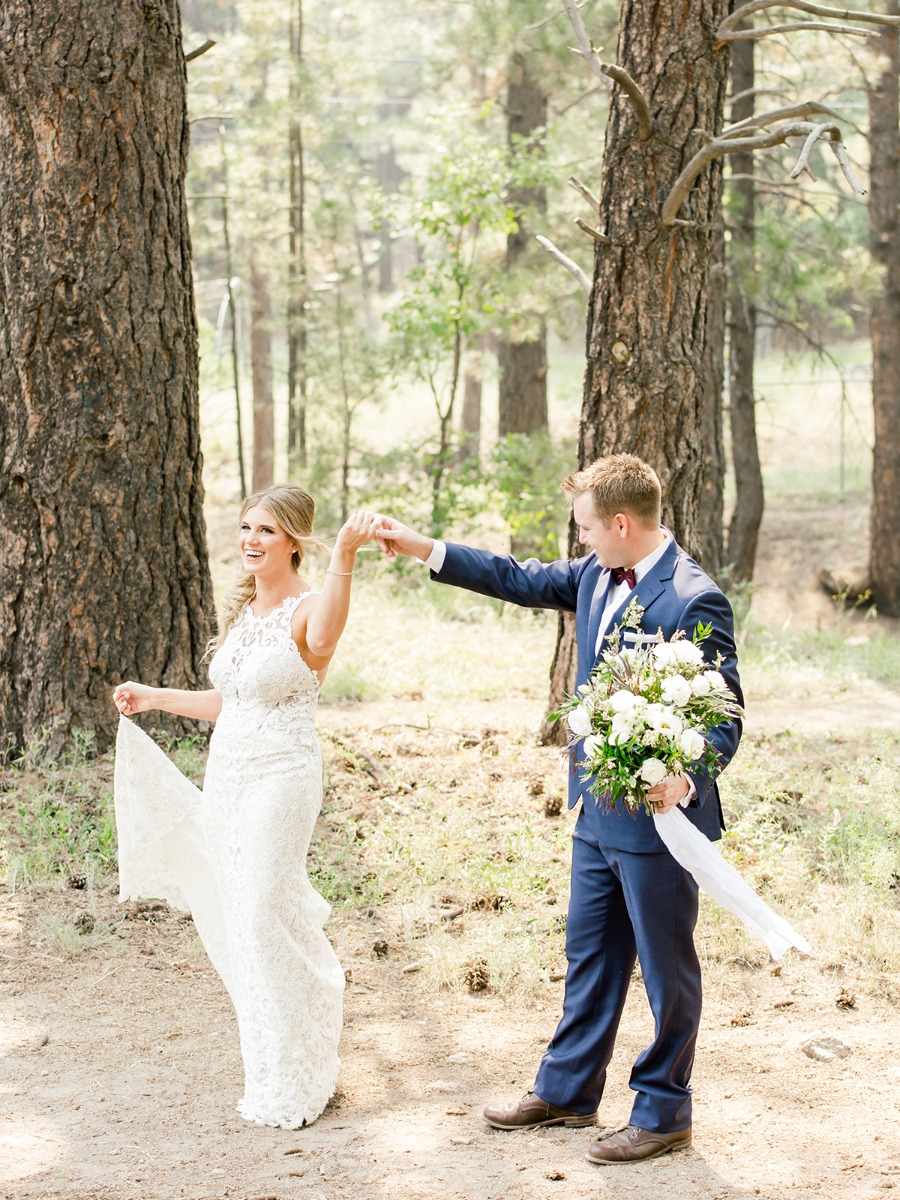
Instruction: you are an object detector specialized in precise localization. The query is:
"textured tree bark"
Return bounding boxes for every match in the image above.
[868,7,900,615]
[0,0,215,755]
[578,2,730,542]
[541,0,730,736]
[250,255,275,491]
[725,34,764,583]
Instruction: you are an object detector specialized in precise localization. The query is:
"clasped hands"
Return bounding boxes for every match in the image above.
[647,773,691,814]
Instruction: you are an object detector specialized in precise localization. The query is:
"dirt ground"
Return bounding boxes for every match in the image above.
[3,495,900,1200]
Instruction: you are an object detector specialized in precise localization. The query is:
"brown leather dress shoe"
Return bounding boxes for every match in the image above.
[586,1123,692,1164]
[483,1091,597,1131]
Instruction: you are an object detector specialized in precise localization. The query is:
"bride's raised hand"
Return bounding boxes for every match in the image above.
[335,510,388,555]
[113,681,156,716]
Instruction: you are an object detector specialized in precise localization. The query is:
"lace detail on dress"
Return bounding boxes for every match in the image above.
[115,587,344,1129]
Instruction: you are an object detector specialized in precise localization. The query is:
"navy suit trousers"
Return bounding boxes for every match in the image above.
[533,805,701,1132]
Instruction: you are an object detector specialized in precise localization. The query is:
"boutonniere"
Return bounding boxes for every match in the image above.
[621,598,645,630]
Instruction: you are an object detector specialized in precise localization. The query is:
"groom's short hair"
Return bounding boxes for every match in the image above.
[563,454,661,528]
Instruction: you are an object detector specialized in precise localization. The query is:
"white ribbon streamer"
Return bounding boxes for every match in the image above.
[652,807,812,960]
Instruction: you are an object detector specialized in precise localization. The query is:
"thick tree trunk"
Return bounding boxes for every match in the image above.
[0,0,215,755]
[250,255,275,491]
[541,0,730,738]
[725,34,763,583]
[578,3,730,542]
[868,8,900,615]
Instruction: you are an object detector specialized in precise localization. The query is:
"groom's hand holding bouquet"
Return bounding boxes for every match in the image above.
[556,602,744,818]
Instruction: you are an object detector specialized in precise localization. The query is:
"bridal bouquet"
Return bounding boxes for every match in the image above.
[558,606,744,816]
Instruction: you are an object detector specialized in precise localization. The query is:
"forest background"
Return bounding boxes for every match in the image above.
[1,2,900,1199]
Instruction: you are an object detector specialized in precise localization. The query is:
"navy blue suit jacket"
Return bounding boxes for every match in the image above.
[435,538,743,853]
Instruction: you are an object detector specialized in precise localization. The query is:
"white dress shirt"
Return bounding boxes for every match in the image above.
[595,529,670,654]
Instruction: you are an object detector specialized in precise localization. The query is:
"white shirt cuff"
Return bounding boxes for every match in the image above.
[680,775,697,807]
[422,540,446,572]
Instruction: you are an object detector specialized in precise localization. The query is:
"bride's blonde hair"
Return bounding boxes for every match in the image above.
[208,484,329,655]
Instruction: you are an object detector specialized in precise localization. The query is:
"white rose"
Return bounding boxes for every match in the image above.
[679,728,706,761]
[703,670,727,692]
[638,757,668,787]
[661,675,692,706]
[673,640,705,666]
[567,704,593,737]
[646,705,683,737]
[609,690,637,713]
[610,714,635,744]
[652,643,679,668]
[583,734,602,758]
[690,674,711,697]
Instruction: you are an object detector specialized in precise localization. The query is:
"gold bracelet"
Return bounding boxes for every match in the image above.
[326,568,353,576]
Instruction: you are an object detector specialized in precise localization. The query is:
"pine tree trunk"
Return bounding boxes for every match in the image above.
[498,50,548,440]
[541,0,730,739]
[459,343,484,462]
[0,0,214,755]
[697,226,726,578]
[868,8,900,615]
[578,3,730,542]
[250,255,275,491]
[725,34,763,583]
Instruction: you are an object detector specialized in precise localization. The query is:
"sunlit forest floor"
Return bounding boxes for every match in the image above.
[3,480,900,1200]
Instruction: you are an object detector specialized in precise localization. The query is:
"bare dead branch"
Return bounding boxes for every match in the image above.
[718,1,900,43]
[525,0,587,32]
[562,0,654,139]
[662,120,863,224]
[575,217,612,245]
[535,235,592,295]
[600,64,654,141]
[789,124,866,193]
[185,39,216,63]
[562,0,608,82]
[724,100,844,137]
[552,85,604,118]
[567,174,601,211]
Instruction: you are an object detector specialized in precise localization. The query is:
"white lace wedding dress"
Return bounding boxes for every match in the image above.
[114,592,344,1129]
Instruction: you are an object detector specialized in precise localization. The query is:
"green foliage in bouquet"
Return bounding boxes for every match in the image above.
[555,613,744,816]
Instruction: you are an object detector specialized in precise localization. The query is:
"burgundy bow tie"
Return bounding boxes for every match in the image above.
[611,566,636,589]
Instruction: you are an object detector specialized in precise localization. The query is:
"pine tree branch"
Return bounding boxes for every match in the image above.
[718,1,900,43]
[561,0,654,140]
[567,174,600,211]
[535,235,591,295]
[574,218,611,245]
[185,39,216,63]
[723,99,844,137]
[662,119,864,225]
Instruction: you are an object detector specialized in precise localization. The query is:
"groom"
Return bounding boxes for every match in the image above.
[380,453,743,1164]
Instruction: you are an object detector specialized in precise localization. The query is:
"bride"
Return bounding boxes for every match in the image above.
[113,485,384,1129]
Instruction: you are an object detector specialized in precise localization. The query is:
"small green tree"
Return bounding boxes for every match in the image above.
[385,113,519,534]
